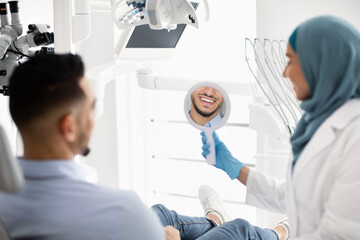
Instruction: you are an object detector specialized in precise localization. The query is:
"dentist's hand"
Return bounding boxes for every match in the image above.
[201,132,245,180]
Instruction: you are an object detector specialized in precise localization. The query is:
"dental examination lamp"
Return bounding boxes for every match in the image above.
[112,0,209,31]
[0,1,54,96]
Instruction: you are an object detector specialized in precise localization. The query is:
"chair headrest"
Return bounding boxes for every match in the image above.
[0,125,23,193]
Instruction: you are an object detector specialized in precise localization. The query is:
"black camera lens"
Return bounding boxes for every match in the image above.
[34,33,52,46]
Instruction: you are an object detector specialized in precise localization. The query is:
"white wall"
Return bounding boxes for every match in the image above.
[257,0,360,40]
[151,0,257,83]
[19,1,53,30]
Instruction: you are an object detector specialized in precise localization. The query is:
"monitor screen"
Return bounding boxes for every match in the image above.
[125,2,199,49]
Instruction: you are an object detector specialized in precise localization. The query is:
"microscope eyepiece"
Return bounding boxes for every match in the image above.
[0,3,7,15]
[8,1,19,13]
[28,24,36,31]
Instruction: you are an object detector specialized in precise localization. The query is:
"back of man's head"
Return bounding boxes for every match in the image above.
[9,54,85,135]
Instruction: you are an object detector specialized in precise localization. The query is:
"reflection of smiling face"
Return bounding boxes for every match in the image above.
[191,87,224,118]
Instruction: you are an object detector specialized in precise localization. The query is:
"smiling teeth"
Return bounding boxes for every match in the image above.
[201,97,214,103]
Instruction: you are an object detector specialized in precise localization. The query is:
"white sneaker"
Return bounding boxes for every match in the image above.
[277,218,291,240]
[198,185,231,224]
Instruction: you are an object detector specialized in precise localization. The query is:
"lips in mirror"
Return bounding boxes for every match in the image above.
[184,82,231,165]
[189,86,225,127]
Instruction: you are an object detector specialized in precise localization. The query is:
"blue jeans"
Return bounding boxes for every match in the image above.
[152,204,279,240]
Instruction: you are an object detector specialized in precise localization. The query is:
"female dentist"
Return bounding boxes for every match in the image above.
[202,16,360,239]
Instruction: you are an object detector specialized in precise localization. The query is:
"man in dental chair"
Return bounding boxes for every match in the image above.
[0,54,166,240]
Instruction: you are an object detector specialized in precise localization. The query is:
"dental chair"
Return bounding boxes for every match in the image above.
[0,125,24,240]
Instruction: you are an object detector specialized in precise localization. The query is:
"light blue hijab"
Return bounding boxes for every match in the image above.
[289,16,360,168]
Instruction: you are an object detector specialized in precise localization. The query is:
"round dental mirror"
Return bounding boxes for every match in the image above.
[184,82,231,165]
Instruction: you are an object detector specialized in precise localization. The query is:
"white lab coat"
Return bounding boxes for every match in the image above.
[245,99,360,239]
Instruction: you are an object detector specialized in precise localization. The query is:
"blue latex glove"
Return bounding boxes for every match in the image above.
[201,131,245,180]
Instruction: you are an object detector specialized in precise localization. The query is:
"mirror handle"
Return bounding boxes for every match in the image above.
[204,129,216,165]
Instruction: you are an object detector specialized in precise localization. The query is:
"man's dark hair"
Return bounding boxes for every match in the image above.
[9,54,85,130]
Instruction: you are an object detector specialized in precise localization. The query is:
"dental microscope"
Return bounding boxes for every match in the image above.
[0,1,54,96]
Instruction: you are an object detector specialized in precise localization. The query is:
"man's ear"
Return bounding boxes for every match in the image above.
[59,114,77,143]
